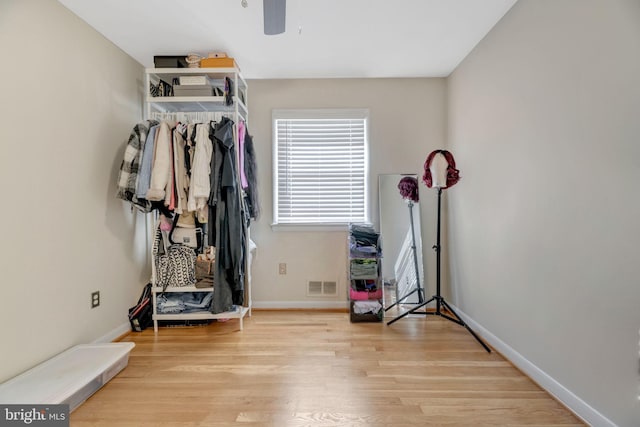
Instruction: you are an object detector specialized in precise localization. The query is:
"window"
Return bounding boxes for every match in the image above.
[273,109,369,227]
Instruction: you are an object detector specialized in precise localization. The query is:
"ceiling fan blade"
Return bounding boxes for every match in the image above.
[263,0,286,35]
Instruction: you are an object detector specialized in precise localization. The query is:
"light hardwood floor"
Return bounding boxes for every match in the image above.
[71,310,585,426]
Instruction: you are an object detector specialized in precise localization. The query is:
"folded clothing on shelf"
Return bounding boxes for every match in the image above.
[350,259,378,278]
[349,237,379,258]
[352,279,377,291]
[349,223,381,257]
[156,292,213,314]
[350,288,383,301]
[352,300,383,314]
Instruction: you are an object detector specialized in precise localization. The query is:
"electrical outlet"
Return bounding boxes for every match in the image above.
[278,263,287,275]
[91,291,100,308]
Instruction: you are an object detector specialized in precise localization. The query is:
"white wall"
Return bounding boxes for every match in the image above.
[0,0,146,382]
[247,79,446,307]
[447,0,640,425]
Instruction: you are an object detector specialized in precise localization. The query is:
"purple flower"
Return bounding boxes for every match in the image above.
[398,176,419,202]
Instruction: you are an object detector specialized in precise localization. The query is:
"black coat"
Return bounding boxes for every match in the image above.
[209,118,245,313]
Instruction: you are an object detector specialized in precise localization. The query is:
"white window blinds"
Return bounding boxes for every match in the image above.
[273,109,369,225]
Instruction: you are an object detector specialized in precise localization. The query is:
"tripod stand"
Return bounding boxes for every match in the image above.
[387,188,491,353]
[384,200,427,322]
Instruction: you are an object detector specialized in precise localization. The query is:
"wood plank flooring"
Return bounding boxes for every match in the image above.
[71,310,585,426]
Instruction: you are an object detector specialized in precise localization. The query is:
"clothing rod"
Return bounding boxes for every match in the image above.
[148,111,240,123]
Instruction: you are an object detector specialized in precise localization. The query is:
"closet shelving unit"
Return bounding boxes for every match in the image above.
[144,67,248,117]
[145,66,251,332]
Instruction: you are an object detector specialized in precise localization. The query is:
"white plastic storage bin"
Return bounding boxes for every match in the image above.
[0,343,135,412]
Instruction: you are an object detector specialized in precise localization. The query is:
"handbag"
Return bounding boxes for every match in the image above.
[154,225,197,291]
[169,213,203,250]
[171,227,201,248]
[195,257,215,288]
[128,283,153,332]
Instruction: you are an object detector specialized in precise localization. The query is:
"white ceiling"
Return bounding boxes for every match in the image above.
[57,0,518,79]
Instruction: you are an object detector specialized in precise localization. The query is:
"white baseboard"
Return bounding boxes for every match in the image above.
[92,322,131,344]
[252,300,349,310]
[448,304,616,427]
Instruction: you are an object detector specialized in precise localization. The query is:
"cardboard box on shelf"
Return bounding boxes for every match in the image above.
[200,57,236,68]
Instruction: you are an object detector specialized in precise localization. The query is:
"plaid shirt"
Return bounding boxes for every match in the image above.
[116,120,158,212]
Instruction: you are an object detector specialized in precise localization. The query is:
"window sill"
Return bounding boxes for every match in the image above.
[271,223,352,232]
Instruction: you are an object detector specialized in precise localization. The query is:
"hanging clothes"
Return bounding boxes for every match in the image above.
[174,123,198,228]
[188,123,213,223]
[237,120,248,189]
[117,114,258,316]
[172,123,188,215]
[165,125,177,211]
[146,121,173,201]
[243,129,260,220]
[116,119,158,212]
[135,124,159,203]
[209,117,245,313]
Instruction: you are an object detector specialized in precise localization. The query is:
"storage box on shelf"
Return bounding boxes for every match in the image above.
[348,224,383,322]
[200,57,236,68]
[173,85,216,97]
[153,55,189,68]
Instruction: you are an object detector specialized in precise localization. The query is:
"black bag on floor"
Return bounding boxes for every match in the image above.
[128,283,153,332]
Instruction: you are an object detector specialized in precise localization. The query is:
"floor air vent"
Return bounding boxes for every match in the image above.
[307,280,338,296]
